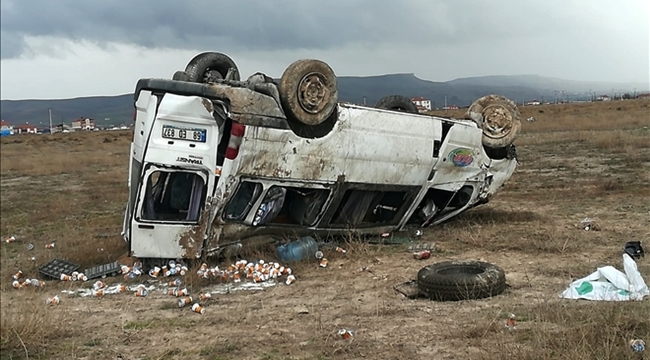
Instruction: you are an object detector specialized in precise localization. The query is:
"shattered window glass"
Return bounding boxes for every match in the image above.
[253,186,330,227]
[331,190,408,227]
[224,181,263,221]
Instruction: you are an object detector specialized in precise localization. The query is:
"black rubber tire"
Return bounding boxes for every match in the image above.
[279,59,338,127]
[417,260,506,301]
[375,95,419,114]
[172,70,190,82]
[465,95,521,149]
[184,52,240,83]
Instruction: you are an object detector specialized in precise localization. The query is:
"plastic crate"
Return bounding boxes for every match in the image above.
[84,261,121,280]
[38,259,80,280]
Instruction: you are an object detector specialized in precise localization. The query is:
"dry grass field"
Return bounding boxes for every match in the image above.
[1,99,649,360]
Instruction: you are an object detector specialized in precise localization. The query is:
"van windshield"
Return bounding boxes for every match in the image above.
[140,170,205,222]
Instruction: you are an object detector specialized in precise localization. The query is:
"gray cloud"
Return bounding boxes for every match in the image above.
[0,0,647,99]
[0,0,593,59]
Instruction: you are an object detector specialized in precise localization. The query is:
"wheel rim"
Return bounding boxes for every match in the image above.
[482,104,514,140]
[297,72,330,114]
[203,69,223,83]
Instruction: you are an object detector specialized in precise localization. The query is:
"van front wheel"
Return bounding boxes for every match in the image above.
[466,95,521,149]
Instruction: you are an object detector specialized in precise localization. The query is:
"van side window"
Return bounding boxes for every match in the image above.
[253,186,330,227]
[331,190,408,226]
[141,171,205,222]
[224,181,263,221]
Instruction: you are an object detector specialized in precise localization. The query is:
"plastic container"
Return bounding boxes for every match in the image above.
[276,236,319,263]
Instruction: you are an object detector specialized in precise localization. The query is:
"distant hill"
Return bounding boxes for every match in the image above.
[1,74,646,127]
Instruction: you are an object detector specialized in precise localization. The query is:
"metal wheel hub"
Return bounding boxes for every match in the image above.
[297,72,330,114]
[482,105,513,139]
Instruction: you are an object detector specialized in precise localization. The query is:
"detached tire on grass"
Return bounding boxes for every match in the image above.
[417,260,506,301]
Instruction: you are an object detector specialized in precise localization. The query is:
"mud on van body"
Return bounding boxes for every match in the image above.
[121,52,521,262]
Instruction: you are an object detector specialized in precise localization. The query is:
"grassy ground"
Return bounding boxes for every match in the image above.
[1,99,649,359]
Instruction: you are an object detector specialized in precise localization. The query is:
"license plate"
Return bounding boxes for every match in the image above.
[162,125,207,143]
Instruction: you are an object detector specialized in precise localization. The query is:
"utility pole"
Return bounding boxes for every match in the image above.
[444,95,447,110]
[48,108,53,134]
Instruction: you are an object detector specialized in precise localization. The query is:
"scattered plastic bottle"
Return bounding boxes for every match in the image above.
[505,314,516,330]
[630,339,645,353]
[338,329,355,339]
[276,236,319,263]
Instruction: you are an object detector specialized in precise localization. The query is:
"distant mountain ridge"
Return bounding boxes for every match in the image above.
[1,74,646,127]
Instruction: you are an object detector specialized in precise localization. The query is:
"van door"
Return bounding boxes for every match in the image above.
[130,166,209,259]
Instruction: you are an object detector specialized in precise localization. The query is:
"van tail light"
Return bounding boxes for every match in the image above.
[225,122,246,160]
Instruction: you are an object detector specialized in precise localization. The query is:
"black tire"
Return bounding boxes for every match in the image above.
[172,70,190,82]
[417,260,506,301]
[279,59,338,127]
[465,95,521,149]
[375,95,419,114]
[184,52,240,83]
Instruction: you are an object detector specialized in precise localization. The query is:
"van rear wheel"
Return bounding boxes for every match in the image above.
[279,59,338,127]
[184,52,241,83]
[466,95,521,149]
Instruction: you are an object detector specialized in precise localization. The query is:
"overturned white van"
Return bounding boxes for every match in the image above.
[122,52,521,263]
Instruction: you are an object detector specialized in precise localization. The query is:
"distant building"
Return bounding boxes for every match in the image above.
[14,123,37,134]
[637,93,650,99]
[411,97,432,111]
[71,117,96,130]
[1,120,14,136]
[442,105,459,110]
[525,100,541,106]
[596,95,611,102]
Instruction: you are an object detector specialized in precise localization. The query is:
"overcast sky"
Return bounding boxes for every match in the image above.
[1,0,648,100]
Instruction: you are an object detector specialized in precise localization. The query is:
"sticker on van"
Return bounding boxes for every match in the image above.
[448,148,474,167]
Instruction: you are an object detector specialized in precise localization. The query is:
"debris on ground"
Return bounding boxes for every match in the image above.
[624,241,644,260]
[197,259,293,285]
[25,243,34,251]
[135,285,149,297]
[5,235,17,243]
[413,250,431,260]
[85,261,122,280]
[418,260,506,301]
[413,230,424,238]
[319,258,329,268]
[276,236,319,262]
[13,278,45,289]
[178,296,193,308]
[338,329,355,339]
[577,218,600,231]
[505,314,516,330]
[12,270,23,280]
[45,295,60,306]
[407,243,436,253]
[45,242,55,249]
[393,280,420,299]
[191,303,205,314]
[630,339,645,353]
[560,254,649,301]
[199,293,211,300]
[38,259,80,280]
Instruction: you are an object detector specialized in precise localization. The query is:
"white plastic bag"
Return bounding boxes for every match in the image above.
[560,254,649,301]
